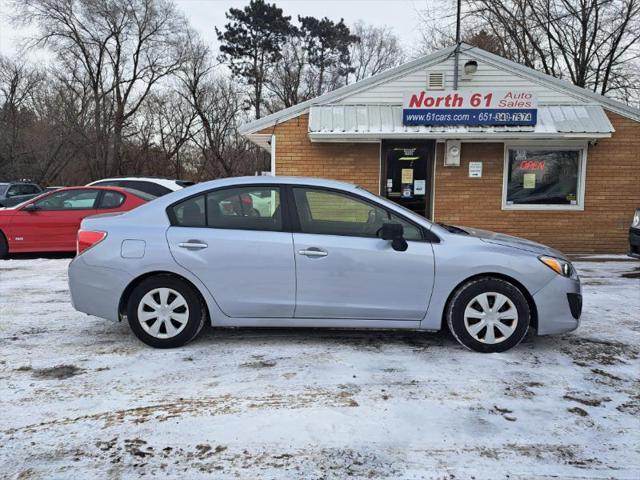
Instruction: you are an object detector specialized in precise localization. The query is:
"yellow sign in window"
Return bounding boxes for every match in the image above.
[523,173,536,189]
[401,168,414,184]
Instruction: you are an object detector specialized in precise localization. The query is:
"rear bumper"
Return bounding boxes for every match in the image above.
[533,274,582,335]
[629,227,640,259]
[68,255,132,321]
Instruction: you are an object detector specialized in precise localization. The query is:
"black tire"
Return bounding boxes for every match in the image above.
[127,275,206,348]
[0,230,8,259]
[446,277,530,353]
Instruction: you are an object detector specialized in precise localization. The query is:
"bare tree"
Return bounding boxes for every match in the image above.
[140,91,197,178]
[347,21,406,83]
[419,0,640,103]
[266,37,314,111]
[0,57,87,184]
[179,36,267,179]
[0,56,45,177]
[15,0,189,177]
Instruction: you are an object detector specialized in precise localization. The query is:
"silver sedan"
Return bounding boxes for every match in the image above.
[68,176,581,352]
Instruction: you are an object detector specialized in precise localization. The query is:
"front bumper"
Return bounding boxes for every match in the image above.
[629,227,640,259]
[68,255,133,321]
[533,274,582,335]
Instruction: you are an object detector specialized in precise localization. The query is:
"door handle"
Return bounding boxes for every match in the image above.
[298,248,328,258]
[178,241,208,250]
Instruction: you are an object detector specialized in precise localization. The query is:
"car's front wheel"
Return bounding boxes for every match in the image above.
[446,277,531,353]
[0,231,8,259]
[127,275,206,348]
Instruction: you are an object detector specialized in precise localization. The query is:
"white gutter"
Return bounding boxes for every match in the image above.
[308,132,612,142]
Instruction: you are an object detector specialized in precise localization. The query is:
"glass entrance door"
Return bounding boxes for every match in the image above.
[382,141,434,218]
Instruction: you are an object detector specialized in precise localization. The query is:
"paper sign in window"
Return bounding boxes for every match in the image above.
[414,179,426,195]
[523,173,536,189]
[401,168,414,184]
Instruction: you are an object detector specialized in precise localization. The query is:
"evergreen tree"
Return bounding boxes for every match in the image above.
[298,16,359,95]
[216,0,294,119]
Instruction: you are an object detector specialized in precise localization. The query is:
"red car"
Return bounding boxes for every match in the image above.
[0,186,152,257]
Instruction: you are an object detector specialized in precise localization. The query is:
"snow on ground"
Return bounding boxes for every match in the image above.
[0,255,639,479]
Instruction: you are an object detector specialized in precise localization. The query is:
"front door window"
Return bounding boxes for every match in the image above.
[292,187,423,240]
[34,189,99,210]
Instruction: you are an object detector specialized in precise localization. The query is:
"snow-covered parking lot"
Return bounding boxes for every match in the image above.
[0,256,639,479]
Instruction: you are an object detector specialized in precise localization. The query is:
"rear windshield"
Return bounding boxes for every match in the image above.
[123,188,157,202]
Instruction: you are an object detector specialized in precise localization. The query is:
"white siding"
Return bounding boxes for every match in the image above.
[339,52,583,105]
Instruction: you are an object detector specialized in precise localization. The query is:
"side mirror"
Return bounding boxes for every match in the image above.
[380,222,408,252]
[23,203,38,212]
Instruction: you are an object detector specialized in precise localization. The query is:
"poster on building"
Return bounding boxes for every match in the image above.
[402,90,537,126]
[401,168,414,184]
[469,162,483,177]
[414,179,426,195]
[523,173,536,189]
[401,169,414,198]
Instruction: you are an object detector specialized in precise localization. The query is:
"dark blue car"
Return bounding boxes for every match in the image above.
[0,182,43,208]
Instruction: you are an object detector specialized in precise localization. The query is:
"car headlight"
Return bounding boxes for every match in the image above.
[632,208,640,228]
[539,255,576,278]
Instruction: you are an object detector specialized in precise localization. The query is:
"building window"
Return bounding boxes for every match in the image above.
[503,146,586,210]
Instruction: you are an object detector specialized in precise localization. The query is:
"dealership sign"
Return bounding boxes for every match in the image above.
[402,90,537,126]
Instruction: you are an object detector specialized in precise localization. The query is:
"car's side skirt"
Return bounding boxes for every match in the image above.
[211,317,423,330]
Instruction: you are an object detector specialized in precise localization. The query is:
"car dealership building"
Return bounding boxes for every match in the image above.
[240,43,640,253]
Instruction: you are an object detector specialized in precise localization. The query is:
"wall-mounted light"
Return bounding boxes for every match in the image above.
[464,60,478,75]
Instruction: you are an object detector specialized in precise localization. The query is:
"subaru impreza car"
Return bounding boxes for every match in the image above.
[68,176,581,352]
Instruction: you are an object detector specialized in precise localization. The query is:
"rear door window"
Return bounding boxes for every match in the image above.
[98,191,126,209]
[207,187,282,231]
[171,195,206,227]
[169,187,282,232]
[23,184,41,194]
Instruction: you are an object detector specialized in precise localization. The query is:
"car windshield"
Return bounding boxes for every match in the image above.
[0,183,8,195]
[12,191,51,209]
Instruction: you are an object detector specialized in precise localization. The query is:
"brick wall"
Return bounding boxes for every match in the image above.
[262,114,380,194]
[262,111,639,254]
[434,112,640,253]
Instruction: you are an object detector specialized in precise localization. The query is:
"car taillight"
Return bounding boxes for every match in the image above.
[77,230,107,255]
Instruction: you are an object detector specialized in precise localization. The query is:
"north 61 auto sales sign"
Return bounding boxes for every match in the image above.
[402,90,538,126]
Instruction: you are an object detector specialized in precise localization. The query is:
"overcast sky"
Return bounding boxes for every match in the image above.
[0,0,455,61]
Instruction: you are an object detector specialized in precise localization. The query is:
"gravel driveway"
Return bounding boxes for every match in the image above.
[0,255,638,479]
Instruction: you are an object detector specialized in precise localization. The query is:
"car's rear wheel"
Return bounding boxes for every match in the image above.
[127,275,206,348]
[446,277,530,353]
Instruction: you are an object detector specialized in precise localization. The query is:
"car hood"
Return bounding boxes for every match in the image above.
[457,226,568,259]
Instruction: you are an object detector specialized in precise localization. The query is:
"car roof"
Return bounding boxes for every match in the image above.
[87,177,187,190]
[43,185,129,192]
[189,176,360,191]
